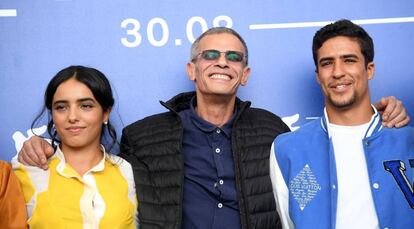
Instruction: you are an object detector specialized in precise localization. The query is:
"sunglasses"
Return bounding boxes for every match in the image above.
[197,49,246,63]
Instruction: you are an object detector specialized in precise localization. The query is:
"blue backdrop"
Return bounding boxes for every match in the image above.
[1,0,413,160]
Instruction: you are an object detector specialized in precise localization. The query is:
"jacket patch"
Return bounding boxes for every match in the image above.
[289,164,321,210]
[384,159,414,209]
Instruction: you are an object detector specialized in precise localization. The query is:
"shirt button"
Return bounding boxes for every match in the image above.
[215,148,221,153]
[216,129,221,134]
[219,179,224,185]
[365,141,370,146]
[373,183,379,189]
[218,203,223,208]
[332,185,336,189]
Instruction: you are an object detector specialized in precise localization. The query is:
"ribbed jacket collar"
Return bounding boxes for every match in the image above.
[320,105,383,139]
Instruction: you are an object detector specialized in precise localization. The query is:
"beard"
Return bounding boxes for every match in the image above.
[327,91,358,109]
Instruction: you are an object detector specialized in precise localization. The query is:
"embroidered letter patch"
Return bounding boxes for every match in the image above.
[289,164,321,210]
[383,159,414,209]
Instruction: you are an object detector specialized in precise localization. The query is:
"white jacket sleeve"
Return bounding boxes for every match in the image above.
[270,142,294,229]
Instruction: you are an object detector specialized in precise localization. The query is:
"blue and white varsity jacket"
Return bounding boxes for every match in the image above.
[270,108,414,229]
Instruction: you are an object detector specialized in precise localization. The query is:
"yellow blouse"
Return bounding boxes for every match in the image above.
[13,146,137,229]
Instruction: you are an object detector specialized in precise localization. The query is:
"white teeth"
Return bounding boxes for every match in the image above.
[336,85,346,89]
[210,74,230,80]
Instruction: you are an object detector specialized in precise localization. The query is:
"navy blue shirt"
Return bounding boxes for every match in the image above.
[179,98,241,229]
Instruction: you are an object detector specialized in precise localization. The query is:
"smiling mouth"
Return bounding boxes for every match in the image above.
[330,82,352,91]
[209,73,232,80]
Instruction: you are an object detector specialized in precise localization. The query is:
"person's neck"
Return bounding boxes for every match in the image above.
[195,94,236,127]
[61,142,104,176]
[326,98,374,126]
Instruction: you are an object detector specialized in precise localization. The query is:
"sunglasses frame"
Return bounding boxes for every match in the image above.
[197,49,246,63]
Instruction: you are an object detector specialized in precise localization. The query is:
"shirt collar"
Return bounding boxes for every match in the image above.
[55,145,107,179]
[189,96,236,137]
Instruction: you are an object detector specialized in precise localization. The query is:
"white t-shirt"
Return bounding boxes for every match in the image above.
[329,123,379,229]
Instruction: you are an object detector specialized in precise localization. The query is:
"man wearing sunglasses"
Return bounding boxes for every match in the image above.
[18,27,409,229]
[121,27,291,229]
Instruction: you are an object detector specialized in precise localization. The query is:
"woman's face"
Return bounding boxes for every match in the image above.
[51,77,109,151]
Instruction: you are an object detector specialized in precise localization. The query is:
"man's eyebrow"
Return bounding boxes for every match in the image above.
[341,54,359,59]
[318,54,360,64]
[318,56,334,64]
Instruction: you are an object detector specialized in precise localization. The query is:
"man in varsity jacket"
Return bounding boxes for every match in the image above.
[270,19,414,229]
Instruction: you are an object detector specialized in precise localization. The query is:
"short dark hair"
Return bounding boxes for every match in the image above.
[312,19,374,68]
[32,65,117,153]
[190,27,249,66]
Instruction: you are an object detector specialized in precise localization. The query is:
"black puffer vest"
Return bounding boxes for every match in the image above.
[120,92,290,229]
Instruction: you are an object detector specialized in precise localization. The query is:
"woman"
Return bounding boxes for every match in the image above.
[13,66,137,228]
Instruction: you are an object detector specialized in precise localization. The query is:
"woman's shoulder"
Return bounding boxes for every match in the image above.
[105,154,135,185]
[106,154,133,172]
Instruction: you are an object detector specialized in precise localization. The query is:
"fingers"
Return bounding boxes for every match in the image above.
[395,115,410,128]
[373,97,387,114]
[383,108,410,128]
[18,139,41,166]
[33,136,50,169]
[380,98,409,128]
[43,140,55,158]
[374,96,396,121]
[385,99,403,121]
[374,96,410,128]
[18,136,50,170]
[18,147,38,166]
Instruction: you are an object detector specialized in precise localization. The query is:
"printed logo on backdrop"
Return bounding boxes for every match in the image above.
[289,164,321,210]
[12,125,49,152]
[384,159,414,209]
[281,114,300,132]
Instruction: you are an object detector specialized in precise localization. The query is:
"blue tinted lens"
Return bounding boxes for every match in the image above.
[202,50,220,60]
[226,51,243,62]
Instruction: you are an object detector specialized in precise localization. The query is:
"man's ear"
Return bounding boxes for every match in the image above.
[367,62,375,80]
[186,62,196,81]
[240,66,251,86]
[315,69,321,85]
